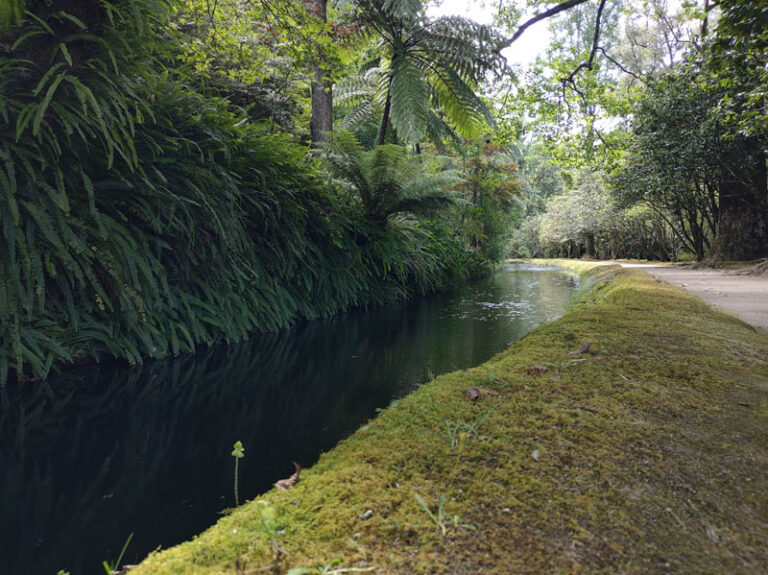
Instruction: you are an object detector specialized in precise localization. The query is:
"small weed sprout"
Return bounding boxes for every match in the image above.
[443,403,499,448]
[256,500,280,551]
[414,494,476,536]
[102,532,133,575]
[232,440,244,506]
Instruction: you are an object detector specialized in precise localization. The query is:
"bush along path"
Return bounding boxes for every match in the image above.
[131,264,768,574]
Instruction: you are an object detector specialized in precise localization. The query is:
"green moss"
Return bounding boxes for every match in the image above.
[132,263,768,574]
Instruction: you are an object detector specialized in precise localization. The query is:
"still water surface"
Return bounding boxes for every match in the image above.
[0,264,575,575]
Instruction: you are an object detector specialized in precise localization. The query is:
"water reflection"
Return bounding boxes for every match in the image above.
[0,265,575,575]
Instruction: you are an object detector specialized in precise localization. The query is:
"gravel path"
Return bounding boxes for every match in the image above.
[615,263,768,332]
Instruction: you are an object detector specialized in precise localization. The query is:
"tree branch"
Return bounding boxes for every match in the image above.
[501,0,591,48]
[561,0,607,84]
[596,46,643,82]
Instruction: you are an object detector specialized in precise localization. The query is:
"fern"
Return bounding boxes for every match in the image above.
[353,1,506,145]
[0,0,476,385]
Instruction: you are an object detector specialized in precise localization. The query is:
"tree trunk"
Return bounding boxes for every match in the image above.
[377,88,392,145]
[585,233,595,258]
[714,145,768,260]
[307,0,332,146]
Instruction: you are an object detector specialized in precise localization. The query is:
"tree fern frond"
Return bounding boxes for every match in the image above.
[389,53,429,143]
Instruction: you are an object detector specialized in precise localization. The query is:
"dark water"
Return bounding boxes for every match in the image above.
[0,264,575,575]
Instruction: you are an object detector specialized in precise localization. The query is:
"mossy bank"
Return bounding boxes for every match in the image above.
[132,263,768,574]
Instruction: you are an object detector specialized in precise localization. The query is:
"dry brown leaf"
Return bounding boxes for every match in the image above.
[274,461,302,490]
[465,387,500,400]
[528,364,548,374]
[568,342,591,355]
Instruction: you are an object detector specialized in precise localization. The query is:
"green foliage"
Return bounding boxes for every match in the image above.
[0,0,24,27]
[353,0,505,144]
[454,143,521,261]
[414,493,476,536]
[167,0,348,131]
[334,65,463,151]
[613,65,720,260]
[707,0,768,137]
[0,1,476,384]
[232,440,245,458]
[443,402,499,449]
[323,131,459,227]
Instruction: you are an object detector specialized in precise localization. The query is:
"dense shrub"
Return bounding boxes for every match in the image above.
[0,1,472,383]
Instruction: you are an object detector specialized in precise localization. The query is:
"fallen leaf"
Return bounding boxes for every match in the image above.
[465,387,500,400]
[274,461,302,490]
[568,342,591,355]
[528,364,548,374]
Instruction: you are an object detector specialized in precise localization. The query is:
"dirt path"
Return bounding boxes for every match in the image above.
[614,263,768,332]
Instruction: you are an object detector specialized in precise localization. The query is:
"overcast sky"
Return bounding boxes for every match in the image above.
[426,0,552,67]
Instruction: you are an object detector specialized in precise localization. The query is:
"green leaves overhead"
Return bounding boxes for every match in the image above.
[380,0,423,19]
[353,0,505,145]
[389,54,429,145]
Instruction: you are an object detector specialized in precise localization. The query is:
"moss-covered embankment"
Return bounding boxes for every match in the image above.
[132,263,768,574]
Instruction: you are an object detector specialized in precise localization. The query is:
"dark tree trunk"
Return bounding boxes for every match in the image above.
[585,233,595,258]
[714,145,768,260]
[310,64,333,145]
[307,0,332,146]
[377,88,392,146]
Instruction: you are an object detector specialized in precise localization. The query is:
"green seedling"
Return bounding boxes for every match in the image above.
[255,500,280,552]
[102,532,133,575]
[443,403,499,448]
[414,493,475,536]
[232,440,244,506]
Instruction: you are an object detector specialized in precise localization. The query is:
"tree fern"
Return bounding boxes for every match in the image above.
[353,1,506,144]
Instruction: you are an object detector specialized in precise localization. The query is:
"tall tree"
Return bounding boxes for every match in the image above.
[353,0,505,145]
[705,0,768,260]
[306,0,333,145]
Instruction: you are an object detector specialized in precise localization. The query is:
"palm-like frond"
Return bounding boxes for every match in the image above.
[389,53,430,143]
[352,2,507,145]
[324,133,458,226]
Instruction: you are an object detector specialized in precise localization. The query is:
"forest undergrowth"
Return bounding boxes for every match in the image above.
[0,1,479,384]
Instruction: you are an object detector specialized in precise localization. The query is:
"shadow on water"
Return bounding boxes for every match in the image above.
[0,264,575,575]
